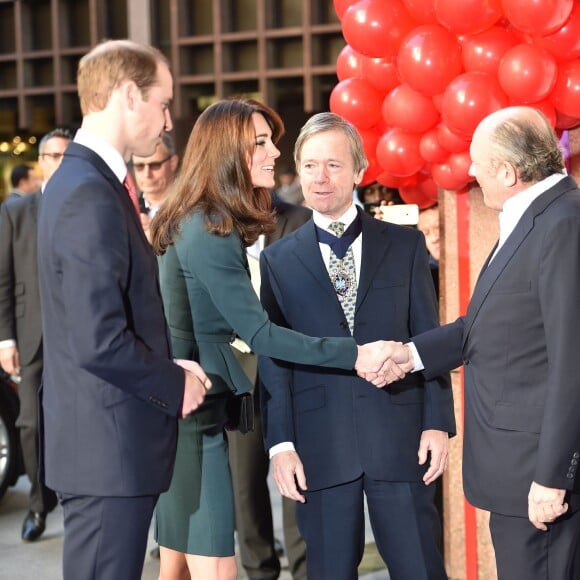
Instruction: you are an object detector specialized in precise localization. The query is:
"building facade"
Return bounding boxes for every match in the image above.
[0,0,344,187]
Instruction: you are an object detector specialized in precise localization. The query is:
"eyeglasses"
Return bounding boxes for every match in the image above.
[40,152,65,160]
[133,156,172,172]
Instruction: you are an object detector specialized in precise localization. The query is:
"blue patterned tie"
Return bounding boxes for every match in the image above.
[328,221,357,335]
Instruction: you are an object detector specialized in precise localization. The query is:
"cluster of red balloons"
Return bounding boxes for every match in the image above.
[331,0,580,206]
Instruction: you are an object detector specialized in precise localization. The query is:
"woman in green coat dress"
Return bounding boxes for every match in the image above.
[150,98,391,580]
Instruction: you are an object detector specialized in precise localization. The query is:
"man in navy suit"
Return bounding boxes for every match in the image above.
[389,106,580,580]
[37,40,209,580]
[258,113,455,579]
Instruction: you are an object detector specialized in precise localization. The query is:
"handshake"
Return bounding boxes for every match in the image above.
[355,341,415,387]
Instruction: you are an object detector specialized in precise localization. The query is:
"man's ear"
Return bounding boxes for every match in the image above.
[353,168,365,187]
[500,160,518,187]
[121,80,139,110]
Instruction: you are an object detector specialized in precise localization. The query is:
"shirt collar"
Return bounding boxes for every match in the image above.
[74,128,128,184]
[312,203,358,233]
[498,173,567,242]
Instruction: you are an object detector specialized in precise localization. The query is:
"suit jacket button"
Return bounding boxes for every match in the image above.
[567,473,574,479]
[573,452,580,459]
[572,459,578,466]
[463,358,470,365]
[339,322,348,329]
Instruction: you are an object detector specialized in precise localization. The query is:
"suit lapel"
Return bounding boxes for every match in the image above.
[66,142,144,231]
[292,221,341,303]
[462,176,575,346]
[356,213,391,312]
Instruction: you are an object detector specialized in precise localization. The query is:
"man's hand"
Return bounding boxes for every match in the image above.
[175,359,211,418]
[0,345,20,376]
[356,341,414,386]
[271,450,307,503]
[418,429,449,485]
[528,481,568,531]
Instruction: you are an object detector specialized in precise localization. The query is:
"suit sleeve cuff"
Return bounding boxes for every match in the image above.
[269,441,295,458]
[406,341,424,372]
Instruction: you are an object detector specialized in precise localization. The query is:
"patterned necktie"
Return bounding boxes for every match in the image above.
[123,171,140,216]
[328,221,357,335]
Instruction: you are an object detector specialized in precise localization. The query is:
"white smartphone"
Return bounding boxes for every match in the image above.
[380,204,419,226]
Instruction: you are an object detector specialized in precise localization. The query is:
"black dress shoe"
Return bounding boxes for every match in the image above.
[21,511,47,542]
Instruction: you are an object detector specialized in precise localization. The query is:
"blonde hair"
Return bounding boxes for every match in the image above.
[77,39,168,115]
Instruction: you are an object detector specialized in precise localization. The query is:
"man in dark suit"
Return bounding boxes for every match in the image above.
[258,113,455,579]
[37,39,209,580]
[7,164,41,200]
[228,196,310,580]
[0,128,71,541]
[389,106,580,579]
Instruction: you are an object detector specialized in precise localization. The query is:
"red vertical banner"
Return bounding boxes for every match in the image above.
[456,191,478,580]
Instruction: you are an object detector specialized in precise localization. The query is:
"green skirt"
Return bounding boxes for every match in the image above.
[154,393,234,556]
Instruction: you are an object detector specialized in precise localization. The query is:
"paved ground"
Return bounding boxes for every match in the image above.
[0,475,389,579]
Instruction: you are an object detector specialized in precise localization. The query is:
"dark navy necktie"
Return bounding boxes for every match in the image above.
[315,214,362,259]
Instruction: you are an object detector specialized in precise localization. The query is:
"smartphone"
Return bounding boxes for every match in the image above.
[380,204,419,226]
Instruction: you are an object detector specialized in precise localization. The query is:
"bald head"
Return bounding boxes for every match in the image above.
[469,106,565,210]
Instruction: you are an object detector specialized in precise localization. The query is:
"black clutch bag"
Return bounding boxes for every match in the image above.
[225,392,255,434]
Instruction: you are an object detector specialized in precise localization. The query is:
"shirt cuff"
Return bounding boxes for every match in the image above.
[269,441,295,458]
[0,339,16,349]
[406,341,424,372]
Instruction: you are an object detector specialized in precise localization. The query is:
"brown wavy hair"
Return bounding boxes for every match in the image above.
[151,98,284,255]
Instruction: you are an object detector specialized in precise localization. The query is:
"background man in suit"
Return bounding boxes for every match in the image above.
[228,195,310,580]
[0,128,71,541]
[132,131,179,242]
[37,39,209,580]
[258,113,455,579]
[390,106,580,579]
[7,165,41,200]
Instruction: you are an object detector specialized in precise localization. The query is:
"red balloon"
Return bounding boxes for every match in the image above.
[397,24,463,96]
[502,0,573,36]
[360,56,400,94]
[533,3,580,63]
[398,184,435,208]
[376,128,425,177]
[431,93,444,112]
[555,110,580,130]
[498,44,557,103]
[329,78,384,129]
[462,26,519,76]
[432,161,469,191]
[418,174,439,202]
[401,0,438,24]
[529,100,557,127]
[420,128,449,163]
[342,0,417,58]
[358,127,382,158]
[441,72,509,139]
[382,84,440,133]
[437,122,470,153]
[376,172,418,188]
[359,157,383,186]
[551,60,580,119]
[448,150,473,184]
[334,0,358,19]
[336,45,364,81]
[434,0,502,35]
